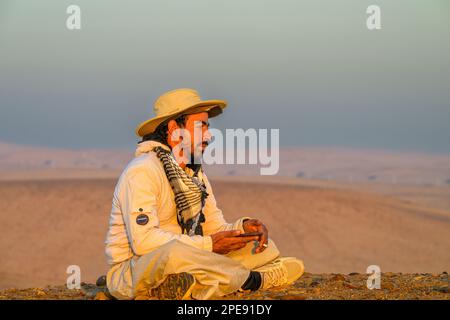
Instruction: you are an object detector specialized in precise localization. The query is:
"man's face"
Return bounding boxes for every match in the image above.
[184,112,211,156]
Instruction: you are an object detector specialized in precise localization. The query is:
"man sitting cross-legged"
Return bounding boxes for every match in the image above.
[104,88,305,300]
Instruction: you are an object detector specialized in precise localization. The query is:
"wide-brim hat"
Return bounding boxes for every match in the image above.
[135,88,227,137]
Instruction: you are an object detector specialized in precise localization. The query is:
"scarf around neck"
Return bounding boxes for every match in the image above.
[135,141,209,236]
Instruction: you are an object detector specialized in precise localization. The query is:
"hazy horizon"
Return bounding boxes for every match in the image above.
[1,0,449,154]
[3,139,450,157]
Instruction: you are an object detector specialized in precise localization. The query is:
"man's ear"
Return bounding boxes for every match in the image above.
[167,119,183,148]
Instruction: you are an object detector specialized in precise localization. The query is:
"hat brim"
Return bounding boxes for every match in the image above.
[135,100,227,137]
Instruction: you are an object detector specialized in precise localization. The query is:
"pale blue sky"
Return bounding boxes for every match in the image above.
[1,0,449,152]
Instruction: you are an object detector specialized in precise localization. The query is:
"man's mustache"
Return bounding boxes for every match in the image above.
[196,140,209,148]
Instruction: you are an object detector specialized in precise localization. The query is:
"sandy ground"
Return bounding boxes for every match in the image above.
[1,272,448,300]
[0,174,449,290]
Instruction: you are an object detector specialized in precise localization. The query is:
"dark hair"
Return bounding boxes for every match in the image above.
[139,114,186,146]
[141,113,202,174]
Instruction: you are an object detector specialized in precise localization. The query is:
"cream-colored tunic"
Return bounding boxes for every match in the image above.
[104,140,251,299]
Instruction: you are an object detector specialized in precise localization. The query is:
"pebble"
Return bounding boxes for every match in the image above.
[331,274,346,281]
[34,289,46,296]
[289,290,306,295]
[432,286,449,293]
[382,282,394,290]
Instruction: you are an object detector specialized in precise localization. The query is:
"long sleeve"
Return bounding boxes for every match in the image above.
[119,165,213,256]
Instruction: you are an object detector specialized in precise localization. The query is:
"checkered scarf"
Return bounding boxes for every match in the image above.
[153,146,208,236]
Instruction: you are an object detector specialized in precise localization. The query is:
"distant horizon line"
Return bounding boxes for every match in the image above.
[1,139,450,157]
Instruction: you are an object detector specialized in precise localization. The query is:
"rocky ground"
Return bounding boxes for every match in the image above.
[1,272,448,300]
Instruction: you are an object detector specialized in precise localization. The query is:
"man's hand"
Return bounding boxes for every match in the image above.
[210,230,259,255]
[243,219,269,253]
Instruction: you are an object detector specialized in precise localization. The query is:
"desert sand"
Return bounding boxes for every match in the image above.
[0,142,449,292]
[0,175,449,290]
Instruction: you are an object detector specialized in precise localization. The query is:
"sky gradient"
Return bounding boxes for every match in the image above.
[1,0,449,153]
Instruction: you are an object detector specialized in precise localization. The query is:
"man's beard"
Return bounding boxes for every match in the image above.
[186,142,207,174]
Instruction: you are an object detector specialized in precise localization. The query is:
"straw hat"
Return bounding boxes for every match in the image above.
[135,88,227,137]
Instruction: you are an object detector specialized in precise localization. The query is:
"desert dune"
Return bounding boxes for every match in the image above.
[0,175,449,290]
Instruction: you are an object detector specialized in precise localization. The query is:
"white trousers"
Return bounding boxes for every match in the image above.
[107,238,281,300]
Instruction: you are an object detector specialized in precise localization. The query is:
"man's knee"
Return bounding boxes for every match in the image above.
[162,239,185,256]
[248,238,280,257]
[225,237,281,270]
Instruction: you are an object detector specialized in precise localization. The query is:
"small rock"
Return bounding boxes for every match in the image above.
[433,286,449,293]
[303,278,320,287]
[34,289,46,296]
[289,290,306,295]
[374,291,384,300]
[310,281,320,287]
[331,274,346,281]
[382,282,394,290]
